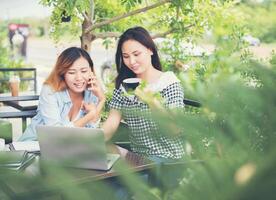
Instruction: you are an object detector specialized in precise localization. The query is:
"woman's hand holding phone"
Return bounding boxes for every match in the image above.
[87,72,105,101]
[84,72,106,124]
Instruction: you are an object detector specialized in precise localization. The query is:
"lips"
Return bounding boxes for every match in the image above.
[73,82,85,89]
[130,65,139,71]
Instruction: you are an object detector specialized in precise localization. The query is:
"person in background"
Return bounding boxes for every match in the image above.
[19,47,105,141]
[102,26,186,162]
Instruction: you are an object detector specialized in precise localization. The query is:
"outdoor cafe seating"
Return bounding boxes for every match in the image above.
[0,67,38,143]
[0,96,202,199]
[0,67,202,197]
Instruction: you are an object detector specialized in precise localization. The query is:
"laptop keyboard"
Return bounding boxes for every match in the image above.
[125,152,146,165]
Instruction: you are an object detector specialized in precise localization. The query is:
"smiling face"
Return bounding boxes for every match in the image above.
[122,39,153,77]
[64,57,91,94]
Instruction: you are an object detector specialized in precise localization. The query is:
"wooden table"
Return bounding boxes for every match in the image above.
[22,146,154,182]
[2,147,154,198]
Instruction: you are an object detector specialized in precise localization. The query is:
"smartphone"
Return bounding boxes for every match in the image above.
[87,77,92,89]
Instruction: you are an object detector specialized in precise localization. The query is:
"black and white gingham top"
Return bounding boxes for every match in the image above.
[109,72,185,159]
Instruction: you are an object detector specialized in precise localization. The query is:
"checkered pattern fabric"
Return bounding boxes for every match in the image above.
[109,82,185,159]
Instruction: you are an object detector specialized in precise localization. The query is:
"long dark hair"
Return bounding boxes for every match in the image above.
[115,26,162,89]
[45,47,94,91]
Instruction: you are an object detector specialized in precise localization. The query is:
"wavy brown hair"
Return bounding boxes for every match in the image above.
[44,47,94,91]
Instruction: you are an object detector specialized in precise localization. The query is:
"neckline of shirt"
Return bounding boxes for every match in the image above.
[146,71,180,92]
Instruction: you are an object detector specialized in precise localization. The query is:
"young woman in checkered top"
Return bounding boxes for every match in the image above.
[102,27,185,161]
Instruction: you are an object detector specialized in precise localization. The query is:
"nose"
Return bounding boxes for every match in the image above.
[129,56,136,65]
[75,71,83,80]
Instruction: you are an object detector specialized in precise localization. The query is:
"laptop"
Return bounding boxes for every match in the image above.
[36,126,120,171]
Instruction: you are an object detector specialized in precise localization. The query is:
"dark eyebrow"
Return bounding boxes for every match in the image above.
[67,67,89,71]
[122,50,140,55]
[80,67,89,70]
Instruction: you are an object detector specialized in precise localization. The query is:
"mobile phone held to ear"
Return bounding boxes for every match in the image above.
[87,77,92,89]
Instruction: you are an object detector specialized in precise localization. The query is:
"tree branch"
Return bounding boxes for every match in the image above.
[93,32,121,39]
[85,0,171,34]
[152,29,175,39]
[90,0,95,21]
[152,24,195,38]
[94,24,194,40]
[82,12,90,22]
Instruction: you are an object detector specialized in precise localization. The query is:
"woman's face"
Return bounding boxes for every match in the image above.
[121,39,153,77]
[64,57,92,94]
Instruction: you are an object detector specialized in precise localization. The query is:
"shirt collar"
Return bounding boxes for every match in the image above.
[60,88,91,103]
[59,88,72,104]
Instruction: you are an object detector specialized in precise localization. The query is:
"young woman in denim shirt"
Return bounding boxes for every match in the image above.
[19,47,105,141]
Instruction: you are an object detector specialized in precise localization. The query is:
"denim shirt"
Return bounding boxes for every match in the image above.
[19,84,99,141]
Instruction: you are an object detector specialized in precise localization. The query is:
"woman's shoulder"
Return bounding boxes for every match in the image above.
[40,84,68,100]
[112,86,124,98]
[161,71,180,82]
[108,87,126,108]
[150,71,180,92]
[40,84,55,95]
[160,72,184,101]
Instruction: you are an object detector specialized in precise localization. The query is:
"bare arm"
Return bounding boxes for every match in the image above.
[73,107,98,127]
[102,109,122,141]
[73,98,106,127]
[82,97,106,123]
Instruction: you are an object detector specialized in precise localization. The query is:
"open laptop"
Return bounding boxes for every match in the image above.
[36,126,120,171]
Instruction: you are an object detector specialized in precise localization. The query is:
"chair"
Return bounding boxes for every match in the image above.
[0,95,38,132]
[0,67,37,94]
[183,98,201,107]
[0,119,13,144]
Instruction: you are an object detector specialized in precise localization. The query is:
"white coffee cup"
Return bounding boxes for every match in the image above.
[122,78,141,92]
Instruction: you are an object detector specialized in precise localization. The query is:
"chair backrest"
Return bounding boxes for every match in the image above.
[0,95,39,131]
[183,98,201,107]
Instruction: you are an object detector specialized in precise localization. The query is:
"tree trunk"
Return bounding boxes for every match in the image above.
[81,17,95,52]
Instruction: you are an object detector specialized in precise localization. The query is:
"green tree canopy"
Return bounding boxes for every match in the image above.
[40,0,239,51]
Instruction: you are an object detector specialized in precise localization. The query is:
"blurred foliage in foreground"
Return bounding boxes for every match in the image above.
[1,1,276,198]
[152,56,276,199]
[1,56,275,199]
